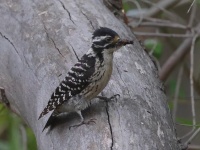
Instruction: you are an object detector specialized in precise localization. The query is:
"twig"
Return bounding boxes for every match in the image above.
[141,0,180,21]
[170,96,200,101]
[159,38,192,81]
[172,66,183,121]
[134,32,192,38]
[185,128,200,145]
[184,62,200,97]
[124,0,143,28]
[150,55,161,71]
[134,21,188,29]
[187,0,196,13]
[179,34,198,140]
[128,16,172,23]
[176,123,200,127]
[188,0,197,27]
[141,0,178,17]
[188,144,200,150]
[129,16,188,29]
[159,23,200,81]
[181,129,195,140]
[148,40,157,55]
[148,44,161,71]
[189,34,197,130]
[137,17,176,23]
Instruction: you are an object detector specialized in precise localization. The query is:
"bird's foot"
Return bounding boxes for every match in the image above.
[97,94,120,102]
[69,118,96,130]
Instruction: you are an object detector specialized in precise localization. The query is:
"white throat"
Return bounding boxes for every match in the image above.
[101,49,114,65]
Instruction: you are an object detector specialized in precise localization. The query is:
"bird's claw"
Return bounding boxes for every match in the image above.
[110,94,120,102]
[97,94,120,102]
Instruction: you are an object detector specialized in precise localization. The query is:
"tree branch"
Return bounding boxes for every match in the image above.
[0,0,180,149]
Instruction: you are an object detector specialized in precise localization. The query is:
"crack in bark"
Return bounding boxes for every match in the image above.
[50,38,65,58]
[42,24,65,58]
[105,102,114,150]
[23,54,33,70]
[0,32,40,83]
[58,0,75,25]
[0,31,19,55]
[0,87,10,107]
[0,31,33,71]
[69,43,79,61]
[80,10,95,29]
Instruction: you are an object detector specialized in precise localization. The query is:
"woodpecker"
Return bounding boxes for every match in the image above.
[38,27,133,130]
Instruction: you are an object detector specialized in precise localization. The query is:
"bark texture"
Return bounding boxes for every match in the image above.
[0,0,180,149]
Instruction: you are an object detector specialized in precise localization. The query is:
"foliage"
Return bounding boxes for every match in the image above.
[0,104,37,150]
[144,39,163,59]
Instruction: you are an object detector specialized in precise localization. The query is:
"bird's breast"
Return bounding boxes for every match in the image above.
[81,54,113,100]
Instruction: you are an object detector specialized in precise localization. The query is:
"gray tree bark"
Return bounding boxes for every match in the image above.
[0,0,180,149]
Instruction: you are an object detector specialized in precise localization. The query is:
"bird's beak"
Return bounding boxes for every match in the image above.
[117,39,133,46]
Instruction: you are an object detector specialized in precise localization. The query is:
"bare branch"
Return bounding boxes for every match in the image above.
[141,0,180,20]
[124,0,143,28]
[188,144,200,150]
[172,66,183,121]
[188,0,197,27]
[179,34,198,141]
[189,34,198,130]
[134,32,192,38]
[159,23,200,81]
[159,38,191,81]
[133,21,188,29]
[185,128,200,145]
[187,0,196,13]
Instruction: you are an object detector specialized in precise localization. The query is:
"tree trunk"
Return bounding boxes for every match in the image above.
[0,0,180,149]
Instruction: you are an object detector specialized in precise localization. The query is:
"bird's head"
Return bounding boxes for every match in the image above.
[92,27,133,54]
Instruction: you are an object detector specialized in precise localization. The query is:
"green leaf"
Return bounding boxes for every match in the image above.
[176,117,193,125]
[8,114,21,150]
[168,101,174,110]
[0,104,37,150]
[123,2,133,12]
[26,128,37,150]
[144,39,163,59]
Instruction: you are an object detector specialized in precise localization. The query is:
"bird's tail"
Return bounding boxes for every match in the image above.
[42,112,58,132]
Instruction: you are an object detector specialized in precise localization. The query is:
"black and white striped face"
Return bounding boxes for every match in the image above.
[92,27,133,53]
[92,27,121,51]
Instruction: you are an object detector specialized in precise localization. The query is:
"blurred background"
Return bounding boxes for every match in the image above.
[0,104,36,150]
[0,0,199,149]
[122,0,200,149]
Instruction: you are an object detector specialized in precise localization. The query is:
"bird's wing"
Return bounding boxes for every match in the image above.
[38,54,96,119]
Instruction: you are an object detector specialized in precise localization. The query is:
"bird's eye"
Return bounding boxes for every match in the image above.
[105,37,111,42]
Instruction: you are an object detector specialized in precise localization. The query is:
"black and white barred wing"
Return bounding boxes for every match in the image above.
[38,55,95,119]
